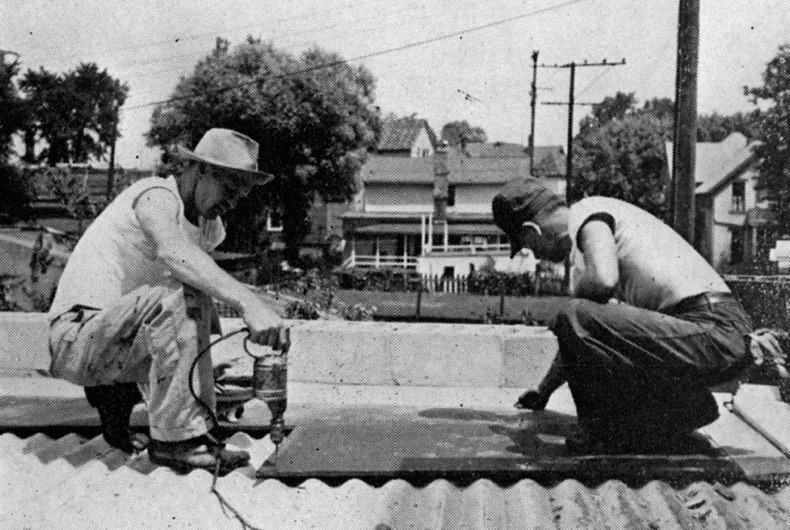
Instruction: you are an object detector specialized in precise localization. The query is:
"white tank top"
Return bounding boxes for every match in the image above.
[49,176,225,319]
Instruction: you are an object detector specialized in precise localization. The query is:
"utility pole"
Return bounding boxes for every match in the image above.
[672,0,700,244]
[528,51,539,175]
[106,104,119,201]
[541,58,626,204]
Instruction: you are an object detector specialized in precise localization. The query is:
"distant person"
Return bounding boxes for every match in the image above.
[492,177,785,454]
[48,129,286,473]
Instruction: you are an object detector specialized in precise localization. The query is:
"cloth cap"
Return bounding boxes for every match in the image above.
[173,128,274,185]
[492,177,565,257]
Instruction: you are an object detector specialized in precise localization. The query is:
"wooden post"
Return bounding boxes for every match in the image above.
[672,0,700,244]
[565,62,576,205]
[529,50,539,175]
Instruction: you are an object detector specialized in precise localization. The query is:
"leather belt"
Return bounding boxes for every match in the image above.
[668,291,738,315]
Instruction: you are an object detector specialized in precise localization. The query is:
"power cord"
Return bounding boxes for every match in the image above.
[188,327,268,530]
[188,327,251,429]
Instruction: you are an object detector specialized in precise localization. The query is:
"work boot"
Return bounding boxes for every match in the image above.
[148,433,251,475]
[84,383,148,454]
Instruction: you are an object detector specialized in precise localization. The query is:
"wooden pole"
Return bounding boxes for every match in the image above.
[529,51,539,175]
[565,62,576,205]
[672,0,700,244]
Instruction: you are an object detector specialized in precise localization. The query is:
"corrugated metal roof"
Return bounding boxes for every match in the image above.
[4,431,790,529]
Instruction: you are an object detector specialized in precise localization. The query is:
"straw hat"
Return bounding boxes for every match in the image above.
[173,128,273,184]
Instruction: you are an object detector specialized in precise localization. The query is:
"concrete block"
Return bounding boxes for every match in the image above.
[0,312,560,389]
[501,328,558,389]
[387,323,506,387]
[0,312,50,371]
[288,320,397,386]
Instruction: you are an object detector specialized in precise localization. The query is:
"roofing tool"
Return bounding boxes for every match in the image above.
[251,327,289,461]
[189,325,291,465]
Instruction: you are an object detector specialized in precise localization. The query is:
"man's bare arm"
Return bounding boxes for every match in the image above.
[573,219,619,303]
[134,188,283,345]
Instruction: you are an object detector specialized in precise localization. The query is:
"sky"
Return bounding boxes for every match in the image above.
[2,0,788,169]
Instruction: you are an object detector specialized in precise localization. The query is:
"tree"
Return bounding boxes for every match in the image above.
[147,38,380,259]
[748,44,790,235]
[573,111,669,219]
[441,120,487,146]
[19,63,128,165]
[0,58,28,160]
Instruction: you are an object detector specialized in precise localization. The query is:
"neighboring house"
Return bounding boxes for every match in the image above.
[378,116,438,158]
[341,140,566,279]
[666,133,774,271]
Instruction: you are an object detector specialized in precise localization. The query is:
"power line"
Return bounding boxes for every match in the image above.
[13,0,404,63]
[539,58,626,203]
[125,0,586,112]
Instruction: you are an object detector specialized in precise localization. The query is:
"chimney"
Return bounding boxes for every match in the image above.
[433,141,449,220]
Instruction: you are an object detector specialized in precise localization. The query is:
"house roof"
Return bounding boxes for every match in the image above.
[378,117,438,152]
[533,145,566,177]
[359,153,533,185]
[666,133,757,195]
[451,143,565,177]
[457,142,528,158]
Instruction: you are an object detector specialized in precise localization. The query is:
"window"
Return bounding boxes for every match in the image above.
[266,209,283,232]
[442,266,455,278]
[447,185,456,207]
[731,181,745,213]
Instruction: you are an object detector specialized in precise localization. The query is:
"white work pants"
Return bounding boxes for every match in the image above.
[48,283,215,442]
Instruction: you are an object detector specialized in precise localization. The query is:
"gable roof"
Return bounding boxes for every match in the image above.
[378,117,437,152]
[666,133,758,196]
[533,145,565,177]
[359,152,532,185]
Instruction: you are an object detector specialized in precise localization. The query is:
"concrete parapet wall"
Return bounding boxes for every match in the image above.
[0,313,558,388]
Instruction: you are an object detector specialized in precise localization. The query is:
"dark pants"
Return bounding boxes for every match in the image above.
[551,296,752,440]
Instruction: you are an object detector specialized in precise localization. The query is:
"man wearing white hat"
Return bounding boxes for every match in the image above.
[48,128,283,473]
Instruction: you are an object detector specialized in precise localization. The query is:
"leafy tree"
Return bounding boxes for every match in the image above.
[147,38,380,259]
[0,58,28,160]
[0,58,34,222]
[19,63,128,165]
[748,44,790,235]
[573,112,669,218]
[579,92,637,133]
[441,120,487,145]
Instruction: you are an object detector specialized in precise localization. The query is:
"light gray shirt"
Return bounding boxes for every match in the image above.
[568,196,729,312]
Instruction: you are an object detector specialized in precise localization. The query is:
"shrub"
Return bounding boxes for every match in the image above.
[341,303,377,321]
[467,270,534,296]
[285,299,321,320]
[0,163,33,223]
[336,267,421,291]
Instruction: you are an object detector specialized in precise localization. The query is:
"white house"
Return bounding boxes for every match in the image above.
[667,133,773,271]
[342,124,566,279]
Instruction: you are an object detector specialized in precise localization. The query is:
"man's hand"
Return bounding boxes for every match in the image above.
[749,328,788,376]
[515,388,551,410]
[243,299,288,351]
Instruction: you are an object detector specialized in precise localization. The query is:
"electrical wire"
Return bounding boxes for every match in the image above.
[125,0,585,112]
[188,327,251,429]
